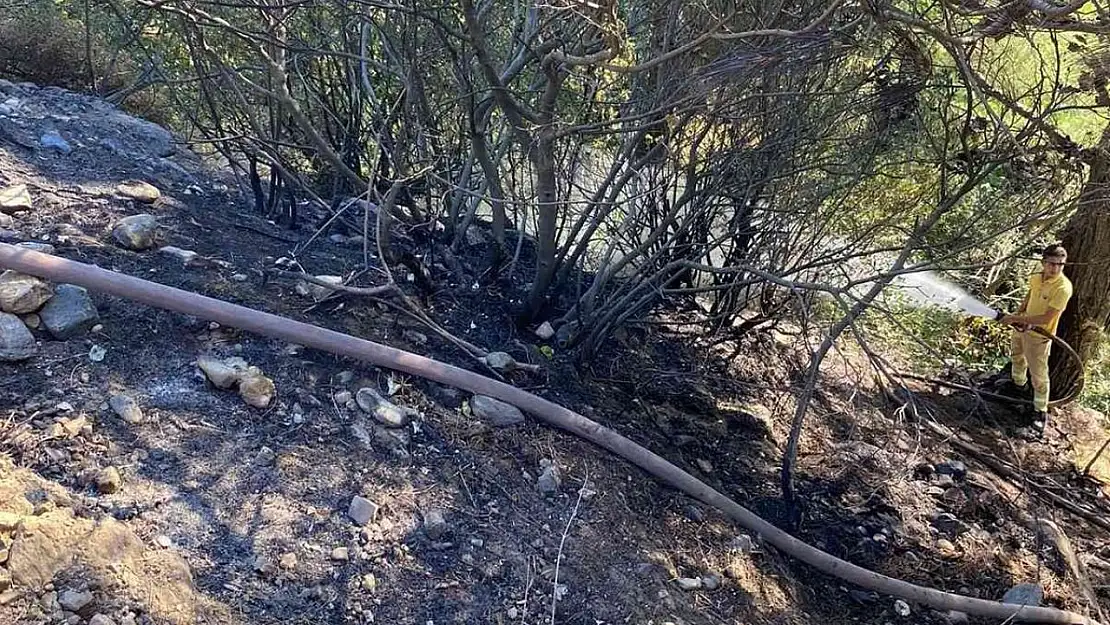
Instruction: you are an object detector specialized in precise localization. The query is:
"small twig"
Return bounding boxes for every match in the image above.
[271,270,398,297]
[1083,435,1110,476]
[551,471,588,625]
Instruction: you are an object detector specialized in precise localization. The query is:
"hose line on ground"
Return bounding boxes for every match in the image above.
[0,244,1097,625]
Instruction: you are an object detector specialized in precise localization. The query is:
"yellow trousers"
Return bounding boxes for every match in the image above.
[1011,329,1052,412]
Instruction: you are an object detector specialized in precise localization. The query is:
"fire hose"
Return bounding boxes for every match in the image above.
[0,243,1098,624]
[898,312,1086,410]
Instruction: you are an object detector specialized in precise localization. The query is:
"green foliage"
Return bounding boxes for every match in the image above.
[1080,336,1110,414]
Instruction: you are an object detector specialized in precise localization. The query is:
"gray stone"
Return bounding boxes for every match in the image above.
[0,271,52,313]
[944,611,969,625]
[701,573,721,590]
[935,460,967,480]
[40,131,72,154]
[115,180,161,203]
[89,614,116,625]
[109,395,143,424]
[930,511,968,537]
[57,589,92,612]
[534,321,555,340]
[348,496,379,526]
[330,547,349,561]
[676,577,702,591]
[470,395,525,427]
[158,246,200,265]
[1002,582,1043,606]
[536,460,561,495]
[355,388,411,428]
[481,351,516,372]
[0,312,36,361]
[111,214,159,250]
[893,599,911,617]
[39,284,99,339]
[96,467,122,494]
[0,184,32,213]
[333,390,352,405]
[423,509,448,540]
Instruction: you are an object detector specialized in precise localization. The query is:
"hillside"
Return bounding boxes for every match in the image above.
[1,80,1109,625]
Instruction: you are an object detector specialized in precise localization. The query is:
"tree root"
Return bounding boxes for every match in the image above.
[0,243,1098,625]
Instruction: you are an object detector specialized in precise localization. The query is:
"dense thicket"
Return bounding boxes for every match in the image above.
[3,0,1109,494]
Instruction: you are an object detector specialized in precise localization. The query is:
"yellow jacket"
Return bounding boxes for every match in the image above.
[1024,273,1073,335]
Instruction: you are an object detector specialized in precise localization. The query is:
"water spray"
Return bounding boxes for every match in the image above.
[893,272,1084,409]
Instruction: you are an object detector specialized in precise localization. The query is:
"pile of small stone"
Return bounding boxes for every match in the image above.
[0,268,99,362]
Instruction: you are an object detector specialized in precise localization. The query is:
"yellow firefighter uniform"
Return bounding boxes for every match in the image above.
[1011,272,1073,412]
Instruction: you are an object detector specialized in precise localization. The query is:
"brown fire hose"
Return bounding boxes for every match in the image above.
[0,243,1098,624]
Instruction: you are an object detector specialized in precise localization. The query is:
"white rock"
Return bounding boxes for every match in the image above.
[348,496,379,526]
[469,395,525,427]
[109,394,143,424]
[111,214,160,250]
[0,184,32,214]
[115,180,161,203]
[196,355,248,389]
[294,275,343,301]
[158,246,200,265]
[0,271,53,314]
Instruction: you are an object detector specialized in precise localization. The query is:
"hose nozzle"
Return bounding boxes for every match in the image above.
[992,309,1005,322]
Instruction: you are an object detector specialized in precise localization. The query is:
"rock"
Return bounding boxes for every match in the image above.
[935,474,956,488]
[154,535,172,548]
[0,271,53,313]
[730,534,756,553]
[334,390,352,405]
[470,395,525,427]
[935,460,967,480]
[849,589,879,604]
[893,599,911,617]
[294,275,343,301]
[96,467,122,494]
[0,184,32,213]
[696,459,713,474]
[16,242,55,254]
[1002,582,1043,606]
[39,284,99,339]
[676,577,702,591]
[40,131,72,154]
[57,589,93,612]
[20,312,39,329]
[89,615,116,625]
[238,369,275,408]
[230,273,248,282]
[279,553,297,570]
[0,312,36,361]
[109,395,143,424]
[355,388,410,428]
[701,573,721,590]
[115,181,161,203]
[535,321,555,340]
[481,351,517,372]
[423,509,448,540]
[536,460,561,495]
[936,538,958,557]
[0,213,10,227]
[348,496,379,526]
[361,573,377,592]
[330,547,349,561]
[930,511,968,537]
[111,214,160,250]
[196,355,248,389]
[158,246,200,266]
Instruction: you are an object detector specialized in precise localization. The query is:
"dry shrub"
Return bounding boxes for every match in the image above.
[0,2,98,88]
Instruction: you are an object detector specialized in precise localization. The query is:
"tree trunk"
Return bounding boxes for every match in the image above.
[1050,125,1110,399]
[525,126,559,319]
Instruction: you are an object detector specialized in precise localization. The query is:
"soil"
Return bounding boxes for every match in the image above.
[1,79,1109,625]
